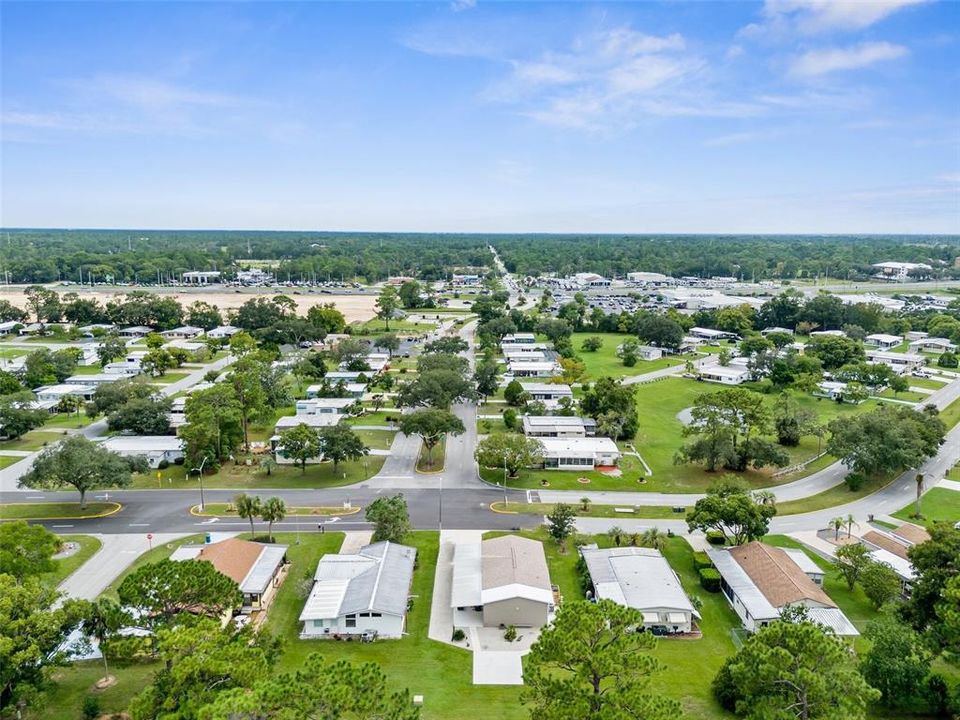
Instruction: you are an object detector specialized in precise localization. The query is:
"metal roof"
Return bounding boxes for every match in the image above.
[302,541,416,620]
[582,547,699,617]
[451,542,483,608]
[240,544,288,595]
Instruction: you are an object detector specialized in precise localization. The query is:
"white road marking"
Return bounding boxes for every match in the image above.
[128,523,150,527]
[26,495,45,500]
[51,524,74,528]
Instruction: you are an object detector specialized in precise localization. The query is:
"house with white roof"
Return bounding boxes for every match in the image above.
[864,333,903,350]
[859,523,930,594]
[522,415,594,438]
[118,325,154,339]
[160,325,204,340]
[170,537,287,613]
[451,535,554,628]
[295,398,356,416]
[0,320,23,336]
[519,382,573,409]
[866,350,926,373]
[299,541,416,639]
[809,329,846,338]
[707,542,858,635]
[35,383,97,404]
[909,337,957,354]
[689,327,739,342]
[539,436,620,470]
[699,365,750,385]
[100,435,182,468]
[500,342,550,355]
[507,359,559,378]
[502,333,536,345]
[206,325,240,339]
[65,373,128,387]
[580,546,700,634]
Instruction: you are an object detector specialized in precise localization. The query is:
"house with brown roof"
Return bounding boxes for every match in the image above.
[451,535,555,628]
[859,523,930,593]
[891,522,931,546]
[171,537,288,613]
[707,542,858,635]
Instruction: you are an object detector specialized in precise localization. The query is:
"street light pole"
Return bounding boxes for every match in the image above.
[193,455,209,512]
[503,455,508,507]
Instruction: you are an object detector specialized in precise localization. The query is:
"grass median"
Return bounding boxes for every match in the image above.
[490,501,682,519]
[0,502,120,520]
[193,503,357,518]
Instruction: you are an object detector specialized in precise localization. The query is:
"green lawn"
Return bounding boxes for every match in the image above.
[32,660,160,720]
[0,429,66,452]
[906,376,949,391]
[775,474,894,515]
[349,318,438,335]
[149,371,190,385]
[195,503,351,518]
[41,535,102,587]
[128,455,385,490]
[491,501,682,519]
[0,455,19,470]
[417,437,444,472]
[42,413,95,429]
[480,455,651,491]
[0,502,118,520]
[568,332,685,380]
[0,347,26,358]
[628,377,875,493]
[344,410,401,426]
[352,428,396,450]
[876,388,926,403]
[939,396,960,429]
[891,487,960,526]
[268,531,526,720]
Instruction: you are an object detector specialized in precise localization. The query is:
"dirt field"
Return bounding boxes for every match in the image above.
[0,285,378,322]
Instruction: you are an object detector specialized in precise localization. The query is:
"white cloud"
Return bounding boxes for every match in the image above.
[65,75,247,111]
[790,41,908,77]
[464,26,762,130]
[763,0,927,34]
[450,0,476,12]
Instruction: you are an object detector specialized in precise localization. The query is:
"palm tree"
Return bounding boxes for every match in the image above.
[829,516,844,541]
[754,490,776,509]
[85,598,125,682]
[607,526,625,547]
[235,493,262,539]
[260,497,286,543]
[579,497,591,512]
[844,513,859,539]
[259,456,278,477]
[641,528,667,552]
[915,473,924,518]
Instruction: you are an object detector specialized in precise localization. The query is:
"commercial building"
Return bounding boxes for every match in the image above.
[299,541,416,639]
[182,271,222,285]
[708,542,858,635]
[580,546,700,634]
[873,262,932,281]
[451,535,554,628]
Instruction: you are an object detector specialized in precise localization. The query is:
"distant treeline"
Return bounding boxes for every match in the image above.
[0,230,958,284]
[0,230,491,284]
[493,235,960,281]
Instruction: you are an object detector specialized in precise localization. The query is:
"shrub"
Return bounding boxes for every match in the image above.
[82,696,101,720]
[157,459,170,470]
[452,628,466,642]
[706,530,726,545]
[845,472,865,491]
[699,568,721,592]
[173,456,185,465]
[504,624,518,642]
[712,658,741,712]
[503,408,518,430]
[693,551,713,571]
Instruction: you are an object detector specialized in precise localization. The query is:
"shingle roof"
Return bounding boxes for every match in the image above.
[727,542,835,609]
[891,523,931,546]
[862,530,910,560]
[187,538,287,594]
[481,536,551,592]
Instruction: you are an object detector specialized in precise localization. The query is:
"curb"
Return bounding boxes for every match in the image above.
[189,504,362,518]
[488,502,519,515]
[0,501,123,521]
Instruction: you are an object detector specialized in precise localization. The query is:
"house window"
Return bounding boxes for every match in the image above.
[346,615,357,628]
[313,620,324,628]
[371,613,381,618]
[359,612,370,618]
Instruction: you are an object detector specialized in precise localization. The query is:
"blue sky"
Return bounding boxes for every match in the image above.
[2,1,958,233]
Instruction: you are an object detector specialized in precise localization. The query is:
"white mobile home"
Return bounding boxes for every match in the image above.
[160,325,204,340]
[100,435,183,468]
[299,541,416,639]
[519,383,573,408]
[502,333,536,345]
[522,415,593,438]
[866,350,926,373]
[864,334,903,350]
[689,327,738,341]
[539,436,620,470]
[581,546,700,634]
[507,359,559,378]
[908,337,957,354]
[699,366,750,385]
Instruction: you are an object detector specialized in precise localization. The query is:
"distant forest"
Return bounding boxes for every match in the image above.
[0,229,957,284]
